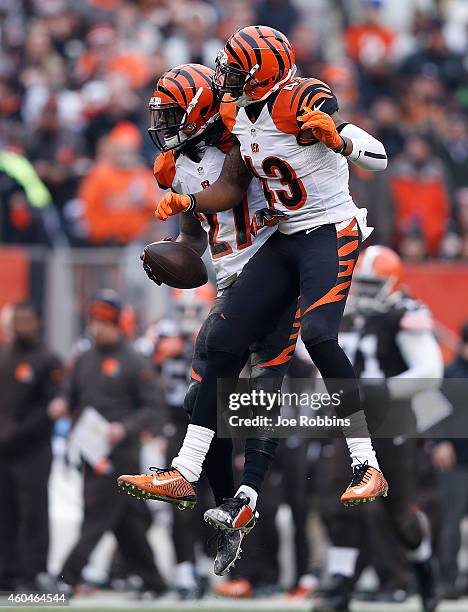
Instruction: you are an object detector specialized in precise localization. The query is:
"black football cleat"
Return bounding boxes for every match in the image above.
[412,559,440,612]
[204,493,257,532]
[214,529,244,576]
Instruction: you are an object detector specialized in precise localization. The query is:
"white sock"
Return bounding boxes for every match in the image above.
[327,546,359,578]
[171,424,214,482]
[342,410,380,470]
[236,485,258,510]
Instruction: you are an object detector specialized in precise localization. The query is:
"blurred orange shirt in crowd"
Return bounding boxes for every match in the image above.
[346,24,395,62]
[80,122,160,245]
[78,51,151,89]
[391,174,449,256]
[80,162,158,244]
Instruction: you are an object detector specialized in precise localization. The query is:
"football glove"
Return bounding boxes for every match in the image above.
[140,237,173,285]
[299,107,343,151]
[250,207,288,237]
[155,192,193,221]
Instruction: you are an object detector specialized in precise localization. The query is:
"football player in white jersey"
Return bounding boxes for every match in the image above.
[118,64,300,575]
[143,27,391,519]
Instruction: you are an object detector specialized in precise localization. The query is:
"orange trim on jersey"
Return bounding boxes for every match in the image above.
[337,219,359,238]
[338,259,356,278]
[191,368,202,382]
[220,97,238,133]
[289,330,300,340]
[255,343,296,368]
[338,239,359,257]
[153,151,176,189]
[293,321,301,328]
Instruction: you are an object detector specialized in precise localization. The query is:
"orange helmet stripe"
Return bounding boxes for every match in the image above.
[187,65,213,87]
[255,27,286,75]
[155,64,215,110]
[229,35,254,70]
[233,30,262,67]
[265,26,291,57]
[163,75,190,106]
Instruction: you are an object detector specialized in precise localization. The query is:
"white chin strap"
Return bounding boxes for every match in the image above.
[235,64,297,107]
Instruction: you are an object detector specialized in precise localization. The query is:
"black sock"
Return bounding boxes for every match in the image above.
[241,437,279,493]
[204,437,235,506]
[306,339,361,418]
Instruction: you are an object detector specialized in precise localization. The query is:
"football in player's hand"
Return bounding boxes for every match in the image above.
[142,240,208,289]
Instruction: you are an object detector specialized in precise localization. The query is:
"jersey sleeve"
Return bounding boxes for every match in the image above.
[219,97,239,133]
[153,151,176,190]
[271,78,339,137]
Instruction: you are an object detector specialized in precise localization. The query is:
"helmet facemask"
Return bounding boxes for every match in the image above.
[350,275,398,314]
[213,50,260,107]
[148,88,218,152]
[148,99,190,152]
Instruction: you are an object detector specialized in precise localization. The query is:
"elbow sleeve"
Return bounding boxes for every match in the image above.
[340,123,388,171]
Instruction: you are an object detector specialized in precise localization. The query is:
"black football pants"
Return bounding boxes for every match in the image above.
[190,221,362,433]
[185,285,299,502]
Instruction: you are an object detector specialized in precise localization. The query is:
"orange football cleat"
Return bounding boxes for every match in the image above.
[340,461,388,507]
[117,467,197,510]
[214,578,253,598]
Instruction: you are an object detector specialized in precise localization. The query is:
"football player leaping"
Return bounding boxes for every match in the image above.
[118,64,300,575]
[121,26,389,526]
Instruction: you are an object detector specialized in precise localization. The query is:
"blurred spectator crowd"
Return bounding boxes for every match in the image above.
[0,0,468,258]
[2,292,468,602]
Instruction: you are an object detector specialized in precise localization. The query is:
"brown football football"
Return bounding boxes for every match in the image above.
[143,240,208,289]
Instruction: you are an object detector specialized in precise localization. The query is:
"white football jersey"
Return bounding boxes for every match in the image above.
[158,145,274,289]
[220,78,362,235]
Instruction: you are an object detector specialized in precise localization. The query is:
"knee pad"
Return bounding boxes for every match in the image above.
[183,380,200,416]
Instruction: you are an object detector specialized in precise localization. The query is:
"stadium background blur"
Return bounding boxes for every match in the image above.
[1,0,468,608]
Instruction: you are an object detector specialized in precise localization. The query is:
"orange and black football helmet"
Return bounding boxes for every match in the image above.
[148,64,219,152]
[213,25,296,106]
